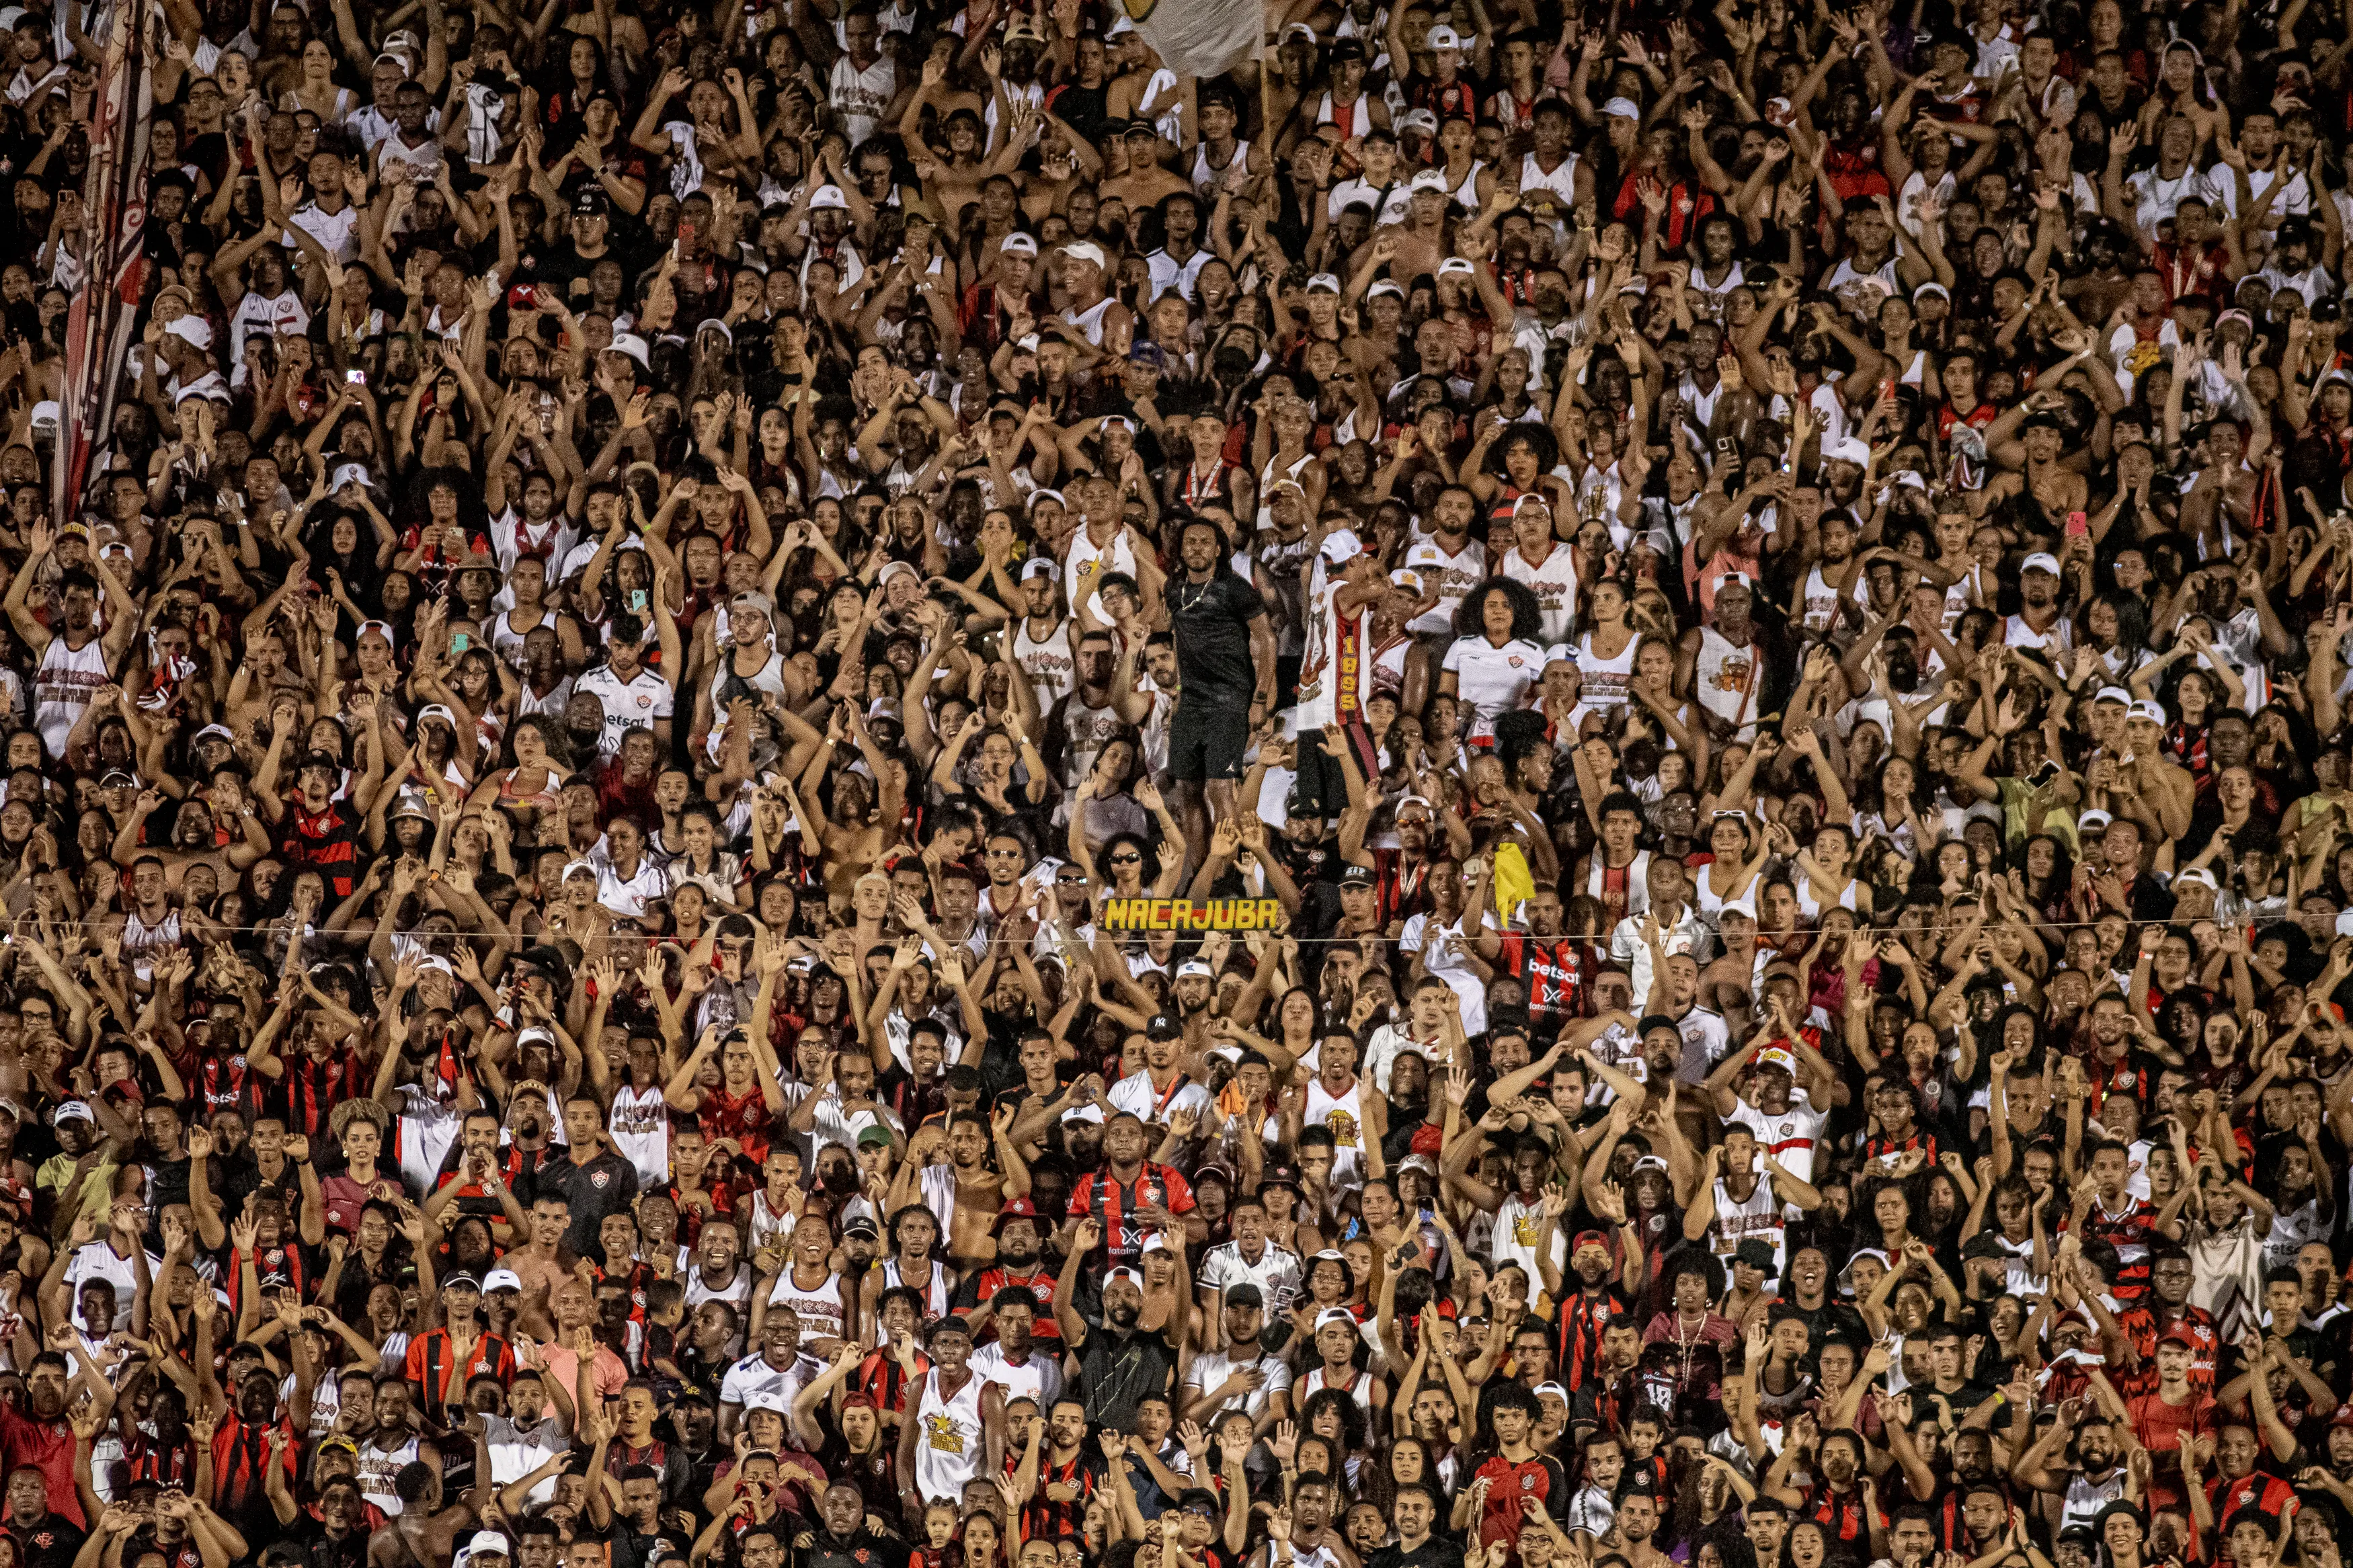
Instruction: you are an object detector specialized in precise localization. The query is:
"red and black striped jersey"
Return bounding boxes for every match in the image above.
[1067,1163,1196,1268]
[1498,934,1590,1029]
[1555,1282,1635,1393]
[2064,1196,2162,1301]
[2112,1305,2216,1399]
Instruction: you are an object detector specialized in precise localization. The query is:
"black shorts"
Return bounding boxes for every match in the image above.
[1289,716,1379,819]
[1168,694,1253,782]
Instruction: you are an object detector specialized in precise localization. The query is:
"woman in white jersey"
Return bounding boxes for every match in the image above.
[1575,578,1641,708]
[1774,815,1874,920]
[1691,813,1771,925]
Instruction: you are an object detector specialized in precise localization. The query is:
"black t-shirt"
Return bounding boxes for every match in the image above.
[1168,569,1267,706]
[1073,1316,1179,1430]
[795,1525,911,1568]
[145,1154,193,1244]
[586,1521,675,1568]
[288,1525,368,1568]
[526,1149,640,1255]
[217,1151,303,1221]
[1368,1540,1468,1568]
[10,1514,87,1568]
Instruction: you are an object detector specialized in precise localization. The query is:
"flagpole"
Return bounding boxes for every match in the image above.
[51,0,155,530]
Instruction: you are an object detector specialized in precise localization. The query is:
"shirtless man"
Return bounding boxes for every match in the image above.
[1698,900,1763,1020]
[112,780,272,888]
[1986,409,2091,531]
[900,1110,1033,1266]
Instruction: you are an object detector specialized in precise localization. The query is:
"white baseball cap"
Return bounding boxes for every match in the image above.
[2128,700,2167,725]
[2022,552,2063,575]
[1319,528,1371,566]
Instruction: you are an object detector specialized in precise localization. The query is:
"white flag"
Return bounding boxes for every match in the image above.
[1123,0,1262,79]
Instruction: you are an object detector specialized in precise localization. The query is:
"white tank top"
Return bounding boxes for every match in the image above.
[1503,542,1581,645]
[912,1369,988,1502]
[1585,850,1653,919]
[1794,873,1858,921]
[1302,1078,1367,1184]
[35,634,111,754]
[884,1257,954,1320]
[2062,1467,2129,1533]
[120,909,183,975]
[491,608,549,673]
[707,647,790,711]
[1447,159,1486,211]
[1707,1172,1787,1275]
[1014,616,1076,714]
[1693,847,1753,921]
[1802,564,1845,633]
[1065,295,1115,347]
[1191,138,1251,196]
[356,1433,420,1516]
[1520,149,1581,208]
[746,1189,797,1253]
[1691,626,1761,739]
[767,1264,848,1346]
[1300,1364,1371,1415]
[1314,91,1367,137]
[607,1083,670,1190]
[1574,630,1638,707]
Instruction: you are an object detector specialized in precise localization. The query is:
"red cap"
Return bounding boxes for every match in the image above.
[994,1197,1041,1233]
[2157,1325,2202,1350]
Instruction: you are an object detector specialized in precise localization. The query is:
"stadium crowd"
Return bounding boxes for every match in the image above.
[10,9,2353,1568]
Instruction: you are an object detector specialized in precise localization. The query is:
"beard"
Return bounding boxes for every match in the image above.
[1107,1302,1141,1327]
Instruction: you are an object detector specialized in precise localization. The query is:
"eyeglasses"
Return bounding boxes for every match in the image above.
[1109,854,1142,865]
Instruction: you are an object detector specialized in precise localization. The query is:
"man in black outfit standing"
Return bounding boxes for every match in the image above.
[1166,517,1277,868]
[1365,1482,1465,1568]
